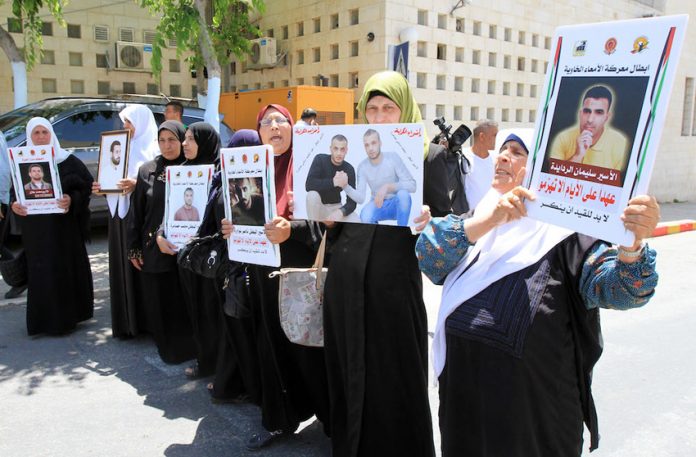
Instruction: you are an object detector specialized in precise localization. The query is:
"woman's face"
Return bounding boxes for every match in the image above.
[123,119,136,136]
[492,141,527,193]
[30,125,52,146]
[183,130,199,160]
[158,129,181,160]
[259,107,292,155]
[364,95,401,124]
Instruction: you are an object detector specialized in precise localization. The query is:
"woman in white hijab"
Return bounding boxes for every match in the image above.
[417,132,660,456]
[92,104,159,339]
[11,117,94,336]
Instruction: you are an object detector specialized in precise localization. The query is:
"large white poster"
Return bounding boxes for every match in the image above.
[525,15,688,245]
[163,164,214,249]
[7,146,63,215]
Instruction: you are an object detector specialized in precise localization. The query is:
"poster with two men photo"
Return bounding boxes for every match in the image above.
[220,145,280,267]
[163,165,215,249]
[7,146,63,214]
[292,123,424,227]
[525,14,688,245]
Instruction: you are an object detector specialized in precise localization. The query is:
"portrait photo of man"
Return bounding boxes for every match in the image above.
[548,85,629,171]
[344,129,416,226]
[229,177,266,226]
[173,187,200,221]
[305,134,358,221]
[109,141,122,169]
[22,163,54,199]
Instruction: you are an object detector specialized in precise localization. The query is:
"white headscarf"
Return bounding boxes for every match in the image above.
[108,104,159,218]
[25,117,71,164]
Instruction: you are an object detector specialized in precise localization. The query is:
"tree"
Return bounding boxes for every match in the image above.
[0,0,66,109]
[141,0,265,133]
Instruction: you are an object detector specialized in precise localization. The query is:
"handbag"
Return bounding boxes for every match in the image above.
[177,232,229,279]
[269,232,327,347]
[415,214,471,285]
[222,263,252,319]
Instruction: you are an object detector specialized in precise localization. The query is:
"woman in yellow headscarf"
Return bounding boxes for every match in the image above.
[322,71,435,457]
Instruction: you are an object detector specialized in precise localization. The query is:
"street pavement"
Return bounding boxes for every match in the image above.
[1,202,695,457]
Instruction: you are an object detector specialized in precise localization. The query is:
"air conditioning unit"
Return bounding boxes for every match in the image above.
[115,41,153,71]
[247,37,277,70]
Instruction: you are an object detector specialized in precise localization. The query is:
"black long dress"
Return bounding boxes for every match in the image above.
[21,155,94,336]
[128,157,195,364]
[109,212,142,338]
[323,224,435,457]
[249,220,330,434]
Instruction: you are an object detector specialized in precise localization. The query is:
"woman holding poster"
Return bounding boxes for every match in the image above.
[11,117,93,336]
[127,120,194,364]
[321,72,434,457]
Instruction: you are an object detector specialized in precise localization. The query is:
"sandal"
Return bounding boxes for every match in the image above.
[245,429,289,451]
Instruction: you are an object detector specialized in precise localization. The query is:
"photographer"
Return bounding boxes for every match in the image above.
[424,116,473,217]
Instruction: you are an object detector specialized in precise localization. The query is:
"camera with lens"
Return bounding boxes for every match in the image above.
[432,116,472,155]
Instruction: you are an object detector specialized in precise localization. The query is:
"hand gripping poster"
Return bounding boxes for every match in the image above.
[524,15,688,246]
[7,145,64,214]
[221,145,280,267]
[292,123,424,227]
[163,164,214,249]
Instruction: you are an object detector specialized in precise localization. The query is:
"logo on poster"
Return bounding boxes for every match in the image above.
[573,40,587,56]
[631,36,649,54]
[604,38,618,55]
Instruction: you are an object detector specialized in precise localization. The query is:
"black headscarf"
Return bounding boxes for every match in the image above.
[155,120,186,174]
[185,122,221,166]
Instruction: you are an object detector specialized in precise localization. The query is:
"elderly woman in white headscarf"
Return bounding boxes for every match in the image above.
[11,117,94,336]
[417,132,660,456]
[92,104,159,339]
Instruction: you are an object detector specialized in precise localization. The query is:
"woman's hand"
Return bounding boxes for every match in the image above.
[57,194,71,211]
[130,258,143,271]
[618,195,660,262]
[156,234,178,255]
[11,202,28,217]
[221,218,235,239]
[412,205,431,233]
[91,182,102,194]
[118,178,137,194]
[265,216,291,244]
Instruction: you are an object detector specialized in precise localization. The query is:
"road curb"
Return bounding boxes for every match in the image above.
[652,219,696,237]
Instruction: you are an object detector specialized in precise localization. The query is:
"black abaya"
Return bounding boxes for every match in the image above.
[109,213,142,338]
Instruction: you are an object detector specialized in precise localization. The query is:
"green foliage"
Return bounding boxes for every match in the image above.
[4,0,66,70]
[140,0,265,77]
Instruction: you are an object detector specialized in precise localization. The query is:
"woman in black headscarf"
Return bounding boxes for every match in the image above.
[127,120,195,364]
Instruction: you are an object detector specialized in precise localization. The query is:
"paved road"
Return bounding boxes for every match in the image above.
[1,226,695,456]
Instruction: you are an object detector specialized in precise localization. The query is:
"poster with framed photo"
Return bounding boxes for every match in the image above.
[292,123,424,227]
[96,129,131,193]
[163,164,215,249]
[7,145,64,214]
[524,14,688,246]
[220,145,280,267]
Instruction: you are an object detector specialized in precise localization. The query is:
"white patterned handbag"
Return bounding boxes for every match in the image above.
[269,233,327,347]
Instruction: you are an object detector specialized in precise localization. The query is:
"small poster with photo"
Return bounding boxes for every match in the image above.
[220,145,280,267]
[292,123,424,227]
[163,164,215,250]
[7,145,63,215]
[96,130,131,193]
[524,14,688,245]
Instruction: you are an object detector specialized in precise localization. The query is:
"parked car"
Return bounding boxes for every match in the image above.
[0,96,234,225]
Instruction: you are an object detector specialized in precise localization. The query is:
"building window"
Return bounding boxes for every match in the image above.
[529,110,536,122]
[437,75,446,90]
[419,104,427,118]
[532,33,539,47]
[489,25,497,39]
[297,50,304,65]
[147,83,159,95]
[517,83,524,97]
[417,72,427,89]
[330,43,339,60]
[169,59,181,72]
[504,27,512,42]
[313,76,322,87]
[96,54,108,68]
[454,77,463,92]
[282,25,288,39]
[544,36,552,50]
[254,83,261,90]
[97,81,110,95]
[518,31,526,45]
[516,109,523,122]
[42,78,57,93]
[349,72,359,88]
[191,85,198,97]
[70,80,84,94]
[267,81,275,88]
[682,77,695,136]
[119,27,134,42]
[531,59,538,73]
[471,78,480,93]
[470,106,479,121]
[544,61,548,73]
[455,47,464,63]
[504,55,511,69]
[40,50,55,65]
[530,85,538,98]
[239,84,248,91]
[69,52,83,66]
[313,47,320,62]
[7,18,22,33]
[473,21,481,36]
[297,21,304,37]
[486,108,494,119]
[417,41,427,58]
[350,41,359,57]
[313,17,321,33]
[143,30,157,44]
[436,104,445,118]
[281,80,289,87]
[472,50,481,65]
[437,43,446,60]
[503,81,510,96]
[454,106,462,120]
[94,25,109,41]
[329,74,339,87]
[296,77,305,85]
[517,57,525,71]
[488,52,496,67]
[438,14,447,29]
[266,28,274,38]
[169,84,181,97]
[67,24,81,38]
[456,18,464,33]
[350,9,359,25]
[487,80,496,95]
[123,82,136,93]
[417,10,428,26]
[502,109,509,122]
[41,22,53,36]
[331,13,339,29]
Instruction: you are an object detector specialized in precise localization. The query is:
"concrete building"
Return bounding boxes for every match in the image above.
[0,0,196,114]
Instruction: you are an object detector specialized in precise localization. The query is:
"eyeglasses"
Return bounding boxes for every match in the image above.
[259,116,290,127]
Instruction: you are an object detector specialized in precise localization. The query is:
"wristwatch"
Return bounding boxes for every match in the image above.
[618,241,645,259]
